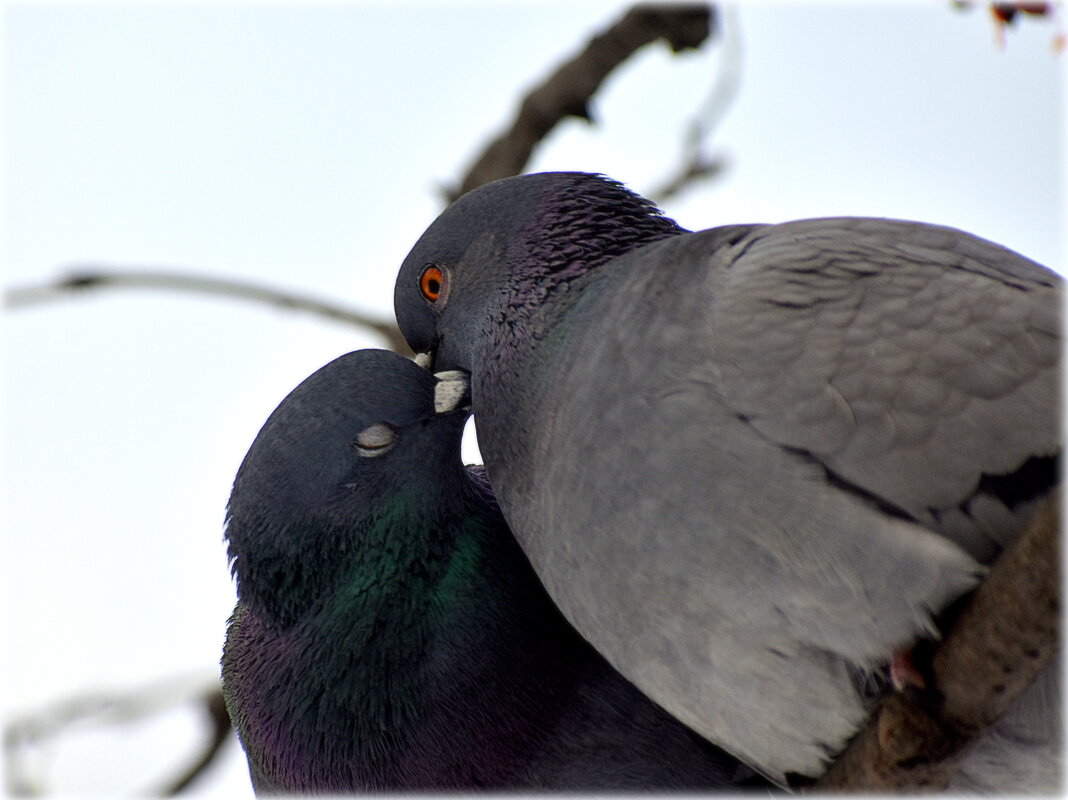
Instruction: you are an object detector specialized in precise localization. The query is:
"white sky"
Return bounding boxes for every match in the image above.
[3,2,1064,796]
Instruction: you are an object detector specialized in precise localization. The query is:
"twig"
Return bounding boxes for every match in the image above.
[815,491,1062,790]
[4,673,222,796]
[449,3,717,199]
[4,265,412,356]
[649,155,728,205]
[162,688,233,796]
[648,4,742,204]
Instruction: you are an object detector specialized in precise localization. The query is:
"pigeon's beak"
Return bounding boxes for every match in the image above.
[414,342,449,372]
[432,369,471,415]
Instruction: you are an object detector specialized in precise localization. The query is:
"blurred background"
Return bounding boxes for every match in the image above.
[3,2,1064,796]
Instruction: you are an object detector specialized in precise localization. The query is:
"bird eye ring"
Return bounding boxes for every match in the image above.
[354,423,397,457]
[419,265,444,303]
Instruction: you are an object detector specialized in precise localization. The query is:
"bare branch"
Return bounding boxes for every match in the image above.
[4,673,222,796]
[161,688,233,796]
[648,4,742,204]
[450,3,717,199]
[815,491,1061,791]
[4,265,412,356]
[648,155,728,205]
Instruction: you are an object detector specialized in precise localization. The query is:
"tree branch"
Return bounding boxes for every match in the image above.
[161,688,232,796]
[648,4,741,204]
[815,491,1062,790]
[3,674,225,796]
[450,3,717,199]
[4,265,412,356]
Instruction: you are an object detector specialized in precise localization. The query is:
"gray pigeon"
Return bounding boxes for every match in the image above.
[393,172,1062,789]
[221,348,766,792]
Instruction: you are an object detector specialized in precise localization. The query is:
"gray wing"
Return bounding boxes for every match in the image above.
[710,217,1061,563]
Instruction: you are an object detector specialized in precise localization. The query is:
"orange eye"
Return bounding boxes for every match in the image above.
[419,266,443,302]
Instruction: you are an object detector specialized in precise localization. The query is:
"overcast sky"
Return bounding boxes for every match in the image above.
[3,2,1064,796]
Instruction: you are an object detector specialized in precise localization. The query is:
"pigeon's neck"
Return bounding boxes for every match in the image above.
[466,183,684,436]
[472,217,682,510]
[222,481,569,790]
[224,491,462,784]
[483,195,685,393]
[518,176,685,281]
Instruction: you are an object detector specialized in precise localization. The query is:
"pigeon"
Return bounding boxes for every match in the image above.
[220,348,766,793]
[393,172,1062,789]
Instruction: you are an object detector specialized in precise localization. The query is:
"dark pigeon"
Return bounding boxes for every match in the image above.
[221,348,766,793]
[392,172,1062,790]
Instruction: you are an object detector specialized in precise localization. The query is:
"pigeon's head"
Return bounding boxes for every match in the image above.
[225,348,469,624]
[394,172,682,374]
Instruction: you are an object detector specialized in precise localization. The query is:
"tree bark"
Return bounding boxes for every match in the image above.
[816,492,1061,791]
[451,4,716,199]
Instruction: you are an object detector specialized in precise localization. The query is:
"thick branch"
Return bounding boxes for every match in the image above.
[815,491,1061,790]
[451,3,716,199]
[4,266,412,356]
